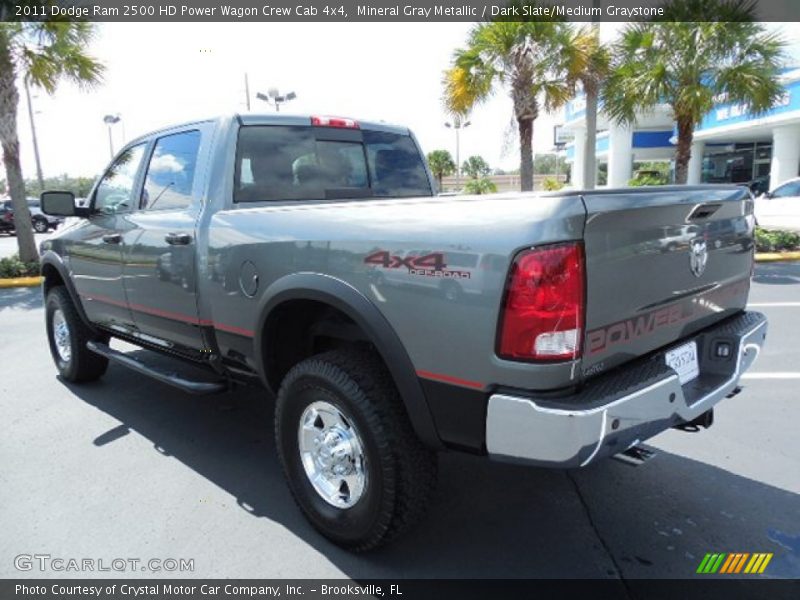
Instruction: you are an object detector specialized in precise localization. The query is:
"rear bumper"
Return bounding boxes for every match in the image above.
[486,311,767,468]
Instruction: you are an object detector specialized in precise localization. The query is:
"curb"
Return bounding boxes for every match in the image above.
[755,252,800,263]
[0,276,43,289]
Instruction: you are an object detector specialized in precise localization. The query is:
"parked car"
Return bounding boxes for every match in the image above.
[0,198,63,234]
[0,201,14,234]
[39,114,766,551]
[754,177,800,232]
[27,197,63,232]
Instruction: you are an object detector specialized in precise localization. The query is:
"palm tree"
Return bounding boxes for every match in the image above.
[462,155,491,179]
[0,22,104,262]
[444,17,580,191]
[602,0,785,184]
[426,149,456,189]
[570,25,610,190]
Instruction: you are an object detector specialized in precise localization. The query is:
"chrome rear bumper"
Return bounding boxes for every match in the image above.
[486,312,767,468]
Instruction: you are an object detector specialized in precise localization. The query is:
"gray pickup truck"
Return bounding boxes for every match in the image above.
[39,113,767,551]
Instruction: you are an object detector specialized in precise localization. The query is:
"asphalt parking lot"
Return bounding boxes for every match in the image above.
[0,262,798,580]
[0,231,54,260]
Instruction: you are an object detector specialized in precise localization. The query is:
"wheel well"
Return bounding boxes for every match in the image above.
[262,299,373,392]
[41,263,65,294]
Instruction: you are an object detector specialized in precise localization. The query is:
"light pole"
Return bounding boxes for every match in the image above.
[24,79,44,191]
[256,88,297,112]
[103,114,121,158]
[445,117,470,187]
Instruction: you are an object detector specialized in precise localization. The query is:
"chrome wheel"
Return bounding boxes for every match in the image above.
[52,308,72,363]
[298,400,367,508]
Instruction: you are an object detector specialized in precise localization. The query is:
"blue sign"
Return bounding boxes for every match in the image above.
[697,77,800,132]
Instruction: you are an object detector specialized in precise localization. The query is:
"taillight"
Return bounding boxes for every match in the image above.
[497,242,585,362]
[310,115,359,129]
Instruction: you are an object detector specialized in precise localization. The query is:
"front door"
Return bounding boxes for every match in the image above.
[68,143,147,330]
[121,129,207,354]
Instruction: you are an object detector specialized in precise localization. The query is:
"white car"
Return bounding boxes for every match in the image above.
[755,177,800,232]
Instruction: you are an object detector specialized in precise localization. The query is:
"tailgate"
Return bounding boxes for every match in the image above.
[581,186,754,377]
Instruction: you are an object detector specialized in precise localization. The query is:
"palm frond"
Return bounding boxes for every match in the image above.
[15,22,104,93]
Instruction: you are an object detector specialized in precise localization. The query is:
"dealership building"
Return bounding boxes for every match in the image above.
[563,67,800,190]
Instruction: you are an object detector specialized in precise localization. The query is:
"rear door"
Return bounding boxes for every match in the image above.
[68,143,147,330]
[121,128,207,354]
[581,186,754,376]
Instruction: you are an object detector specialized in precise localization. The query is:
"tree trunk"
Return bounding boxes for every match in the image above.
[674,116,694,185]
[0,32,38,262]
[518,118,534,192]
[583,83,598,190]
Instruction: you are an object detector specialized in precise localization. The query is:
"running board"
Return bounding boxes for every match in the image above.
[612,445,657,467]
[87,341,228,395]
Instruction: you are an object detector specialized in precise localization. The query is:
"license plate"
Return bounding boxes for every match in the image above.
[665,341,700,384]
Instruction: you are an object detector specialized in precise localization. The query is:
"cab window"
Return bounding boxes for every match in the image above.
[141,130,202,211]
[234,125,431,202]
[93,144,146,214]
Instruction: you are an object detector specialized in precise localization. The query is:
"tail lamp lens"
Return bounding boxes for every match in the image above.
[497,242,585,361]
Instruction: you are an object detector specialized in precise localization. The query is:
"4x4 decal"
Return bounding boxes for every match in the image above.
[364,251,471,279]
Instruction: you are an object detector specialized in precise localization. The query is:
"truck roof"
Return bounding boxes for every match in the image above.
[125,113,411,147]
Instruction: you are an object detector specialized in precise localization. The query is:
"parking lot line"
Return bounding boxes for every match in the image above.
[748,302,800,307]
[741,372,800,379]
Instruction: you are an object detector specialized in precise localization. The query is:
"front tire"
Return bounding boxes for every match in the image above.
[45,286,109,382]
[275,348,437,551]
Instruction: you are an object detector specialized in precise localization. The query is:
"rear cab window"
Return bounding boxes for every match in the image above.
[234,124,431,202]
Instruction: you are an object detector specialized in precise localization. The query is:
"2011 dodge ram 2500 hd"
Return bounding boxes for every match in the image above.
[39,114,767,551]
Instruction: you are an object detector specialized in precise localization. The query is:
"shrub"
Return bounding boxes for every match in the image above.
[628,174,668,186]
[754,227,800,252]
[463,177,497,195]
[542,177,564,191]
[0,254,40,278]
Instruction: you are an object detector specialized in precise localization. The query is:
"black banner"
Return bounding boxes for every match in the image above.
[3,0,800,22]
[4,580,800,600]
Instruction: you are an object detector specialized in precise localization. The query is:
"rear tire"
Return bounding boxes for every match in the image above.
[45,286,109,382]
[275,348,437,551]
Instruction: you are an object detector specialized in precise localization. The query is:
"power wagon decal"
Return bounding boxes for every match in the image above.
[364,251,471,279]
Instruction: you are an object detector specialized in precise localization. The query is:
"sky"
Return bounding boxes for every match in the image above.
[9,21,800,182]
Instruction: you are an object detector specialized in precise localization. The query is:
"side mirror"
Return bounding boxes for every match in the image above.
[761,191,773,199]
[40,191,88,217]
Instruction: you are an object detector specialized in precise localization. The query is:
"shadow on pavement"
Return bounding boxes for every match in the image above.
[753,262,800,285]
[60,357,800,580]
[0,287,42,311]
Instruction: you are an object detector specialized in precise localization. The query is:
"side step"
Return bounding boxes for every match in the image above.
[612,445,657,467]
[87,341,228,395]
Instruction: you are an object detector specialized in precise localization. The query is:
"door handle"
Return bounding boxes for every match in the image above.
[102,233,122,244]
[165,232,193,246]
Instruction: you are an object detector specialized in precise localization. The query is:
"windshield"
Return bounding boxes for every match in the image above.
[234,125,432,202]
